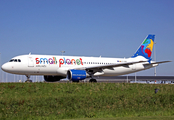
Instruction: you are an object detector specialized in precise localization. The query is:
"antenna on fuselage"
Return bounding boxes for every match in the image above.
[29,52,31,55]
[61,51,65,56]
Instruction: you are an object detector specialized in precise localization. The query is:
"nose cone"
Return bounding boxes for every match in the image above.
[1,63,11,72]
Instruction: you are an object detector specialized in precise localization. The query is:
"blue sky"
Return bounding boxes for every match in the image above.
[0,0,174,82]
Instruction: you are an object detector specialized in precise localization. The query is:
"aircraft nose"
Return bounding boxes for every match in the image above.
[1,63,11,72]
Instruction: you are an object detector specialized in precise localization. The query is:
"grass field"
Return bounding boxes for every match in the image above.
[64,116,174,120]
[0,82,174,119]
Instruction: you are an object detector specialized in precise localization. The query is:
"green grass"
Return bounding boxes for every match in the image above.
[0,82,174,119]
[63,116,174,120]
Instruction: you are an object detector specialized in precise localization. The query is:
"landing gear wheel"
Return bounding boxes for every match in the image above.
[89,79,97,83]
[25,75,32,83]
[73,80,79,83]
[25,80,32,83]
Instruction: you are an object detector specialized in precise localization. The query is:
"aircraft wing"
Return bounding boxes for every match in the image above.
[73,60,171,72]
[144,61,172,65]
[74,60,147,71]
[85,60,147,70]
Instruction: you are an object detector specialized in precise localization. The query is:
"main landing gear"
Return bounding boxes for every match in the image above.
[87,70,97,83]
[25,75,32,83]
[89,78,97,82]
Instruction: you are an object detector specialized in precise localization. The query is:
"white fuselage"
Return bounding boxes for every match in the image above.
[1,54,156,78]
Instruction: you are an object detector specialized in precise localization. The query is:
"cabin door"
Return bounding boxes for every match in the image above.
[28,56,34,67]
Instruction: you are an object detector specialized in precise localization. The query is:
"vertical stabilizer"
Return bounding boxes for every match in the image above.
[132,34,155,62]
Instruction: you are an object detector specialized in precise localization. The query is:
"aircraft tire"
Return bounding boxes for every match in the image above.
[73,80,79,83]
[25,80,32,83]
[89,79,97,83]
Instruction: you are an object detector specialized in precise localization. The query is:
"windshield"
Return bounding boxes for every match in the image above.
[9,59,21,62]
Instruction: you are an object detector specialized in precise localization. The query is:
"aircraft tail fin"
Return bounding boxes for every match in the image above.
[132,34,155,62]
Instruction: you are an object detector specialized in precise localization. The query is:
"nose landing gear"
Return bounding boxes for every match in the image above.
[25,75,32,83]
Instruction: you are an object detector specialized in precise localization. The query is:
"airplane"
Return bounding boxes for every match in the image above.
[1,35,171,82]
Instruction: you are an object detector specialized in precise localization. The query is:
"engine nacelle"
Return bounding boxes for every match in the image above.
[67,70,86,82]
[44,76,65,82]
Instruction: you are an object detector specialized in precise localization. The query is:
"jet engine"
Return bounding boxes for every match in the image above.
[67,69,86,82]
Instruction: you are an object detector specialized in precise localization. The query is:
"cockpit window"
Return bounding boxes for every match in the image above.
[9,59,21,62]
[9,59,14,62]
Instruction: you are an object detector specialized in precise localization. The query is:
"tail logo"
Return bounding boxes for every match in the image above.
[141,39,154,58]
[132,34,155,61]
